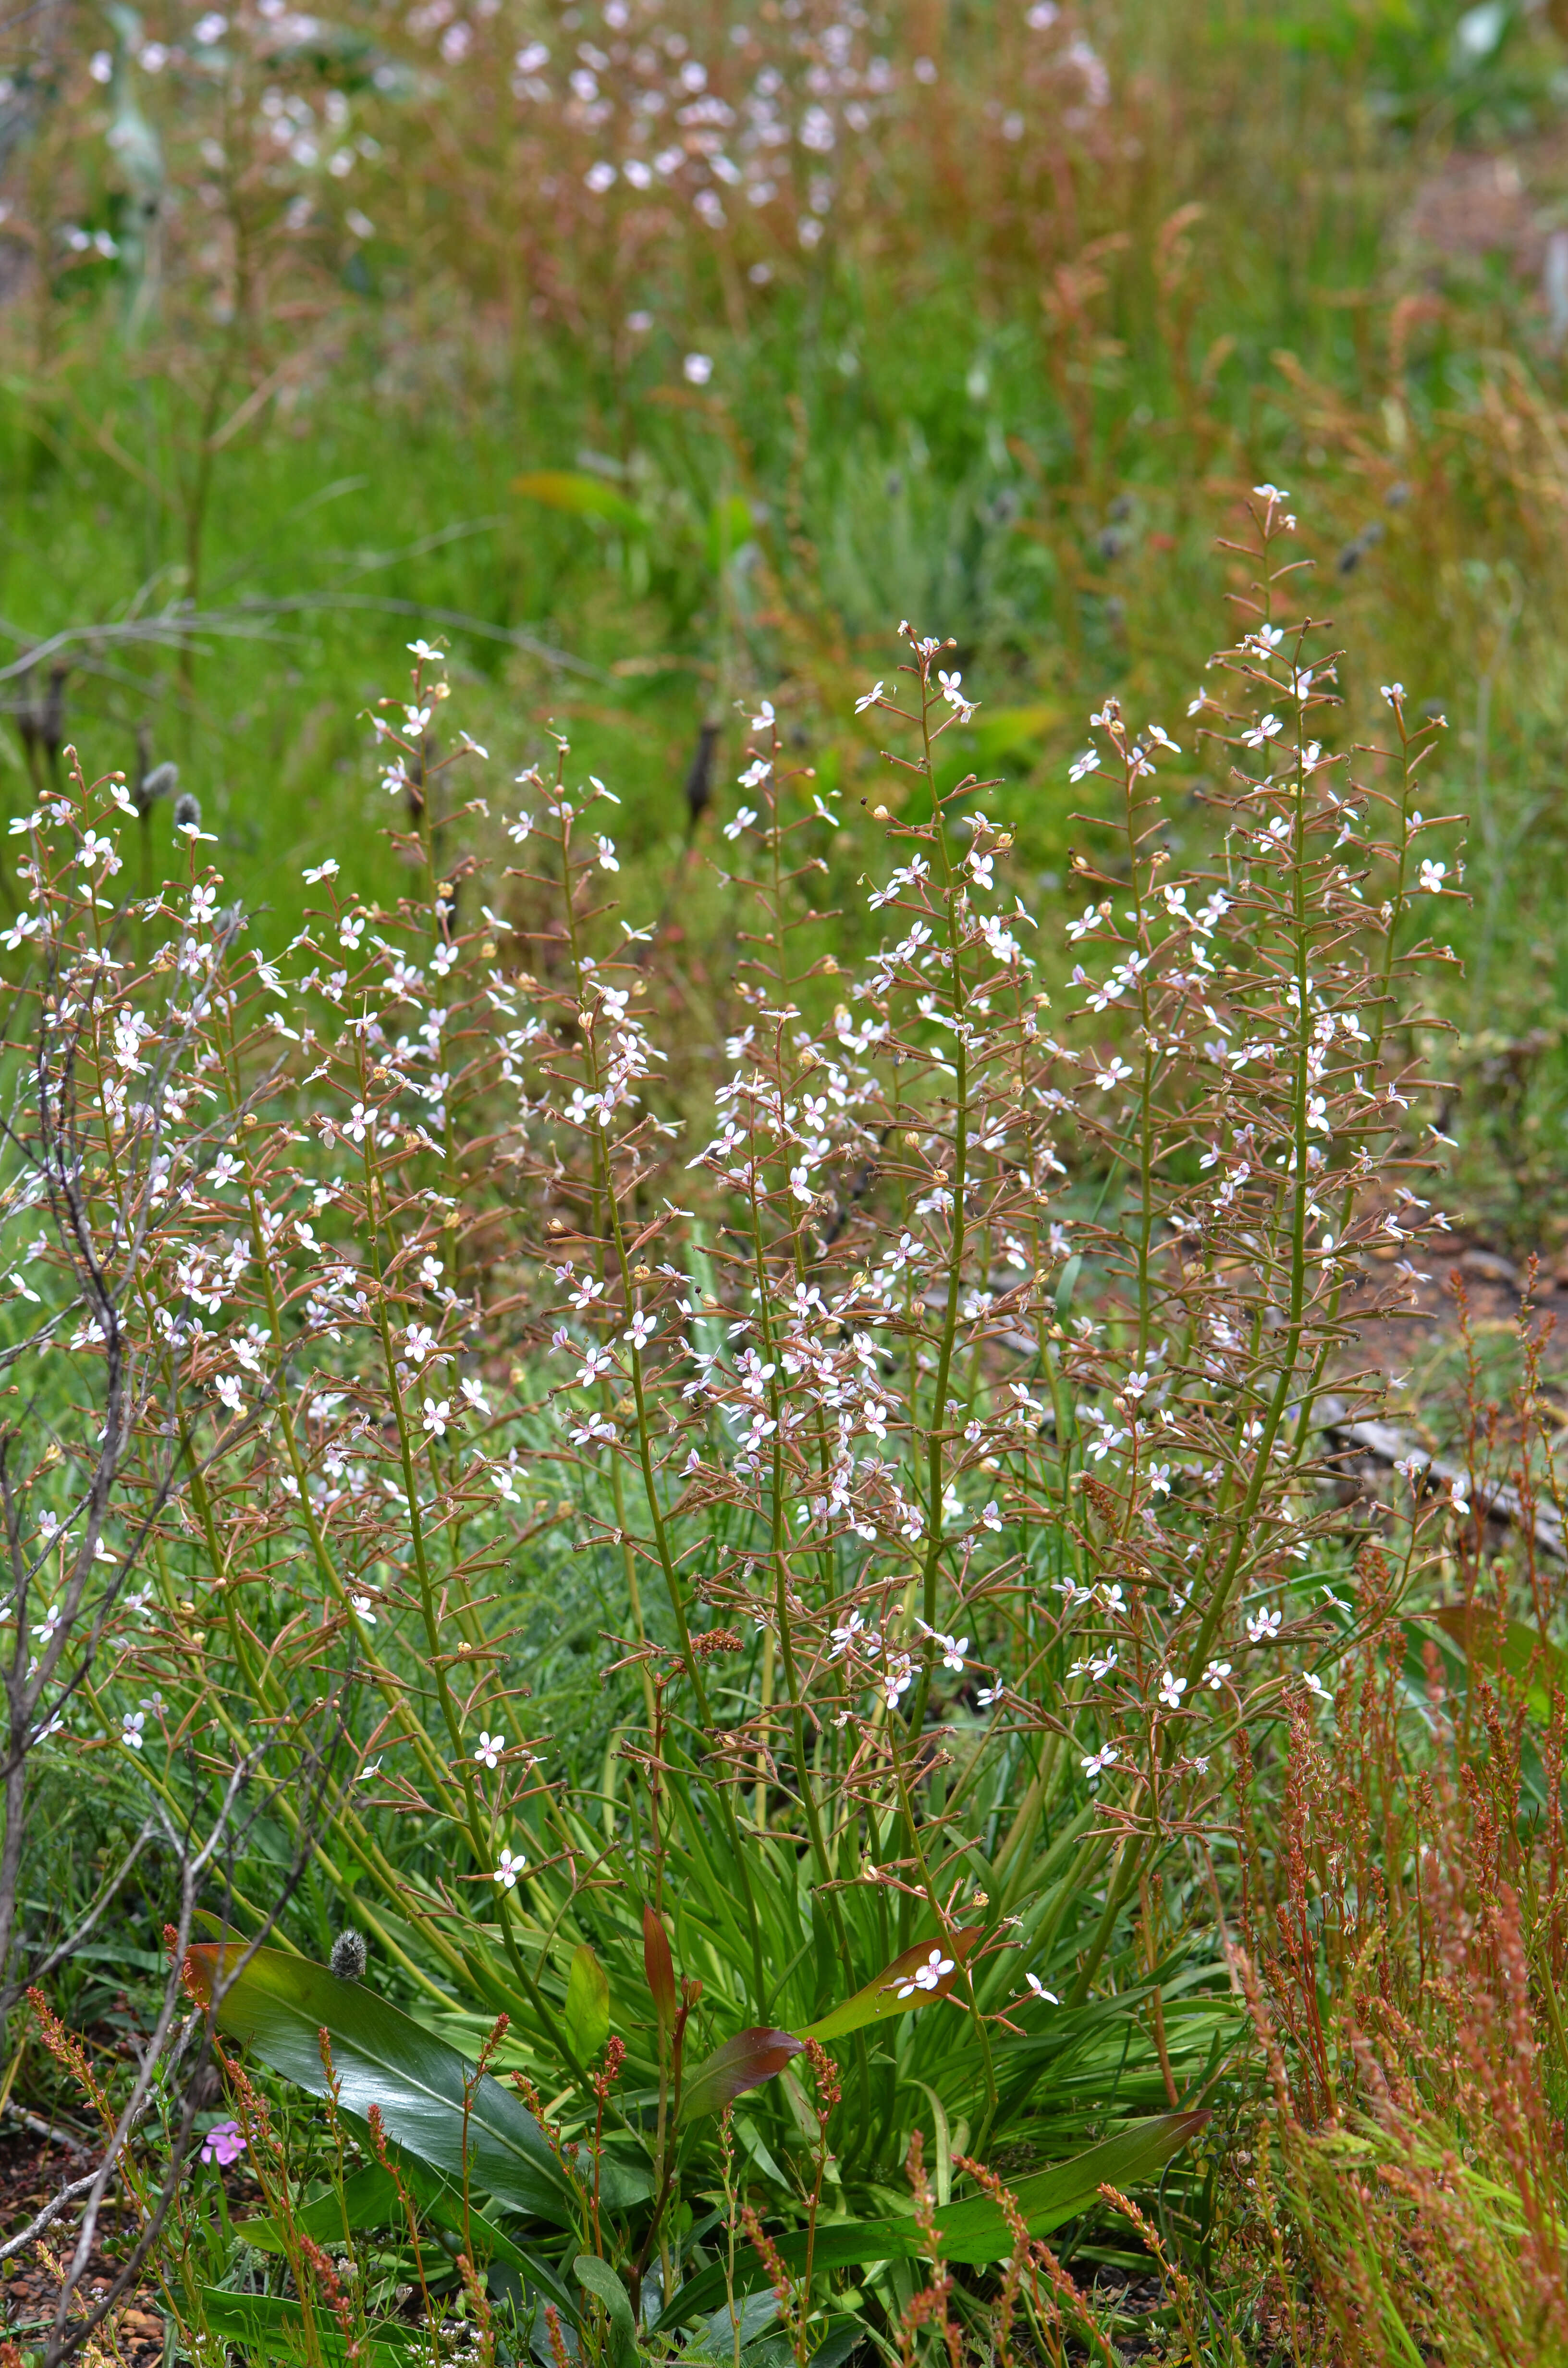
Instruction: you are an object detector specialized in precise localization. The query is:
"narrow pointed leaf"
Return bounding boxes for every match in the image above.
[512,469,647,533]
[796,1927,982,2043]
[659,2112,1210,2325]
[185,1944,572,2224]
[679,2027,803,2125]
[643,1905,677,2041]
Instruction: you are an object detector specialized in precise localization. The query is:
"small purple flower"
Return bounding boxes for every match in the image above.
[200,2119,245,2168]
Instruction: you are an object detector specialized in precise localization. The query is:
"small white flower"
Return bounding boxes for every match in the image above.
[350,1592,377,1624]
[1247,1607,1282,1644]
[1067,747,1100,783]
[1449,1479,1471,1518]
[1081,1744,1118,1786]
[1024,1971,1059,2003]
[683,351,714,386]
[460,1375,488,1414]
[474,1730,505,1769]
[624,1308,657,1350]
[422,1397,452,1437]
[214,1373,244,1414]
[1158,1670,1188,1710]
[596,834,620,872]
[895,1945,956,2000]
[855,680,885,715]
[1419,859,1446,894]
[1243,714,1283,749]
[1202,1659,1231,1691]
[121,1710,146,1749]
[492,1844,526,1888]
[1302,1670,1333,1704]
[723,805,758,842]
[1379,681,1405,706]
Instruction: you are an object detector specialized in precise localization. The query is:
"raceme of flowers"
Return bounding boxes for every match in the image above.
[0,488,1459,2024]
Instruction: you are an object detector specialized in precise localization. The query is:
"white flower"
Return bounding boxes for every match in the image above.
[406,1323,438,1364]
[1202,1659,1231,1691]
[1024,1971,1059,2003]
[1247,1607,1282,1643]
[474,1730,505,1769]
[723,806,758,842]
[422,1398,452,1437]
[1379,681,1405,706]
[214,1373,243,1413]
[935,1632,968,1672]
[1081,1744,1118,1786]
[1067,747,1100,783]
[1449,1479,1471,1517]
[596,834,620,872]
[1158,1670,1188,1710]
[350,1592,377,1624]
[830,1612,867,1657]
[882,1652,915,1710]
[1302,1670,1333,1703]
[122,1710,146,1749]
[1419,859,1446,894]
[683,352,714,386]
[1243,714,1283,749]
[1148,1463,1172,1497]
[576,1344,613,1386]
[895,1946,956,2000]
[460,1375,488,1414]
[492,1844,526,1888]
[624,1309,657,1351]
[980,1501,1002,1532]
[855,680,885,715]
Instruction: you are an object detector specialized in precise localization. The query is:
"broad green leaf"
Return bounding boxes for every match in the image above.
[575,2252,637,2368]
[660,2112,1209,2324]
[679,2028,803,2125]
[796,1928,981,2043]
[186,1944,572,2225]
[700,2291,780,2354]
[564,1943,611,2064]
[512,469,647,533]
[198,2288,423,2366]
[233,2155,580,2325]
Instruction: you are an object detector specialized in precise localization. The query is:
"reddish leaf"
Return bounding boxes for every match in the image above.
[643,1905,676,2042]
[678,2028,804,2125]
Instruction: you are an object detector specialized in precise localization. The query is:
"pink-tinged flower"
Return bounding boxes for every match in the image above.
[474,1730,504,1770]
[201,2120,245,2168]
[1024,1971,1059,2004]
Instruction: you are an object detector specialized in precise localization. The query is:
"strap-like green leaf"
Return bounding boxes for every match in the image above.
[186,1944,573,2225]
[796,1928,981,2043]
